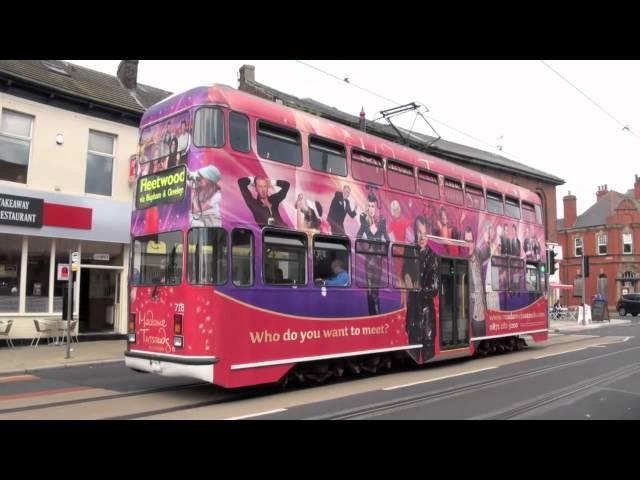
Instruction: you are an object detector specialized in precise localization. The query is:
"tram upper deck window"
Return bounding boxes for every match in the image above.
[465,184,485,210]
[418,170,440,199]
[230,111,250,153]
[193,107,224,148]
[263,231,306,286]
[505,196,521,219]
[522,201,537,223]
[444,178,464,205]
[487,191,504,215]
[309,136,347,177]
[534,204,543,224]
[132,231,183,285]
[257,121,302,166]
[387,160,415,193]
[187,228,227,285]
[351,150,384,185]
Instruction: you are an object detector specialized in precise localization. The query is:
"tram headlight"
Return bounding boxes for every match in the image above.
[174,335,183,348]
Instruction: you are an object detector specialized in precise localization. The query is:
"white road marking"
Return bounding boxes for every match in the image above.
[225,408,287,420]
[383,367,498,391]
[534,347,591,359]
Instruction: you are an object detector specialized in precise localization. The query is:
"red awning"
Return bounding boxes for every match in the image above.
[551,283,573,290]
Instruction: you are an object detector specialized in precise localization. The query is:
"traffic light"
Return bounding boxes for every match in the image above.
[548,250,556,275]
[583,255,590,278]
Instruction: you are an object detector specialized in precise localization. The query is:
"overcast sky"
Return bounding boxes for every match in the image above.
[69,60,640,218]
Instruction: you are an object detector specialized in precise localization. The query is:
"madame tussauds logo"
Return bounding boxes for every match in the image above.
[137,167,186,209]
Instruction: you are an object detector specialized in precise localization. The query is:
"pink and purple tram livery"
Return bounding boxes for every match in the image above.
[124,84,549,388]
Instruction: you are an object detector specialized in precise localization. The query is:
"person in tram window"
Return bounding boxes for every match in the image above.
[315,259,350,287]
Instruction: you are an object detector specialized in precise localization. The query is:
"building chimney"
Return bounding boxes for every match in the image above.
[239,64,255,88]
[635,174,640,200]
[596,184,609,200]
[563,191,577,229]
[117,60,138,90]
[359,107,366,131]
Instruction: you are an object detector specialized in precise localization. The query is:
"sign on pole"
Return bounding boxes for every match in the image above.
[57,263,70,281]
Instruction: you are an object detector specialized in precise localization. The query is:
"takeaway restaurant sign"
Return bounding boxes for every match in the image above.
[0,193,43,228]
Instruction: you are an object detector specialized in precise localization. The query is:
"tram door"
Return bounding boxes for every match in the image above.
[439,259,469,349]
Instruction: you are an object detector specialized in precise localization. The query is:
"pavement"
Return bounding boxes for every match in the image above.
[548,317,633,332]
[0,316,635,377]
[0,339,127,376]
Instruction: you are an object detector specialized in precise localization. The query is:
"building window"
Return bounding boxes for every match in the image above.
[187,228,227,285]
[309,136,347,177]
[623,232,633,254]
[257,121,302,166]
[573,276,583,297]
[574,237,583,257]
[85,130,115,196]
[313,236,350,287]
[597,233,607,255]
[194,108,224,148]
[232,229,254,287]
[0,109,33,184]
[0,234,22,313]
[26,237,52,313]
[229,111,250,153]
[263,231,306,285]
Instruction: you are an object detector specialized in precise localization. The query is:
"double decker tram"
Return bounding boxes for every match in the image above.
[124,85,549,388]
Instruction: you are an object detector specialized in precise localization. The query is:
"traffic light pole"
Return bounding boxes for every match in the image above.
[582,255,586,325]
[65,250,73,359]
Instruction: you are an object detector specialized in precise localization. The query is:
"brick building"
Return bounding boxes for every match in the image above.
[557,176,640,310]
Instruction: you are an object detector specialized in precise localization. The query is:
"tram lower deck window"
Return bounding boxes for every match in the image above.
[263,232,306,286]
[132,231,183,285]
[187,228,227,285]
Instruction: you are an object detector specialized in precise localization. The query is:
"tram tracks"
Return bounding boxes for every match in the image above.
[309,345,640,420]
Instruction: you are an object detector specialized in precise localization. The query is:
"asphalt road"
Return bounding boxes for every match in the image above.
[1,318,638,419]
